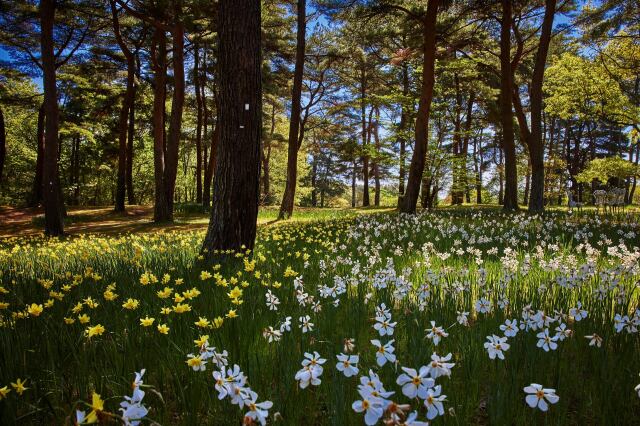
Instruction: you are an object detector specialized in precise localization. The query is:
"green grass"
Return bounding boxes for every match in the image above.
[0,207,639,425]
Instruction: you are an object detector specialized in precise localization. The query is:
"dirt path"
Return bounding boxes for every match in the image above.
[0,205,210,237]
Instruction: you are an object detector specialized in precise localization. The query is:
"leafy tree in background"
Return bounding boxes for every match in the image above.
[576,156,639,187]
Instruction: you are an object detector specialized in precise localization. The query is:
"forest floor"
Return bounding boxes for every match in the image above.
[0,203,636,238]
[0,205,395,237]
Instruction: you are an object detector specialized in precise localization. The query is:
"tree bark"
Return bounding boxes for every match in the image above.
[40,0,65,235]
[151,28,169,222]
[110,0,135,213]
[72,136,80,204]
[279,0,306,219]
[311,153,318,207]
[628,143,638,203]
[461,92,474,204]
[28,103,46,207]
[126,75,136,205]
[496,134,504,205]
[473,135,483,204]
[421,176,430,208]
[499,0,519,211]
[202,118,219,208]
[373,107,381,206]
[162,8,185,221]
[528,0,556,212]
[261,103,275,204]
[397,63,409,206]
[194,43,203,203]
[351,159,357,207]
[201,0,262,256]
[399,0,439,213]
[451,72,463,205]
[523,162,530,205]
[360,67,370,207]
[0,105,5,186]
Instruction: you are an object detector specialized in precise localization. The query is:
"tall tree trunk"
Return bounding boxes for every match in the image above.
[523,162,530,205]
[499,0,518,211]
[73,136,80,205]
[202,119,219,208]
[497,137,504,205]
[261,143,271,204]
[421,176,430,209]
[114,63,134,212]
[362,106,374,207]
[29,103,46,207]
[201,53,213,209]
[162,11,185,222]
[397,63,409,205]
[360,68,370,207]
[151,28,169,222]
[194,43,203,203]
[473,135,482,204]
[451,72,463,205]
[201,0,262,256]
[68,136,75,204]
[0,105,5,186]
[40,0,64,235]
[527,0,556,212]
[110,0,134,212]
[261,103,275,204]
[311,152,318,207]
[279,0,306,219]
[126,77,136,204]
[373,107,381,206]
[628,143,639,203]
[399,0,439,213]
[351,159,357,207]
[461,92,474,204]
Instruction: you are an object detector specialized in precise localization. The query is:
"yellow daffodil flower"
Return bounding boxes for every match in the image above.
[27,303,43,317]
[140,316,155,327]
[11,378,28,395]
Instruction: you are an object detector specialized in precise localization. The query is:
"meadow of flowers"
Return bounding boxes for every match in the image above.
[1,208,639,425]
